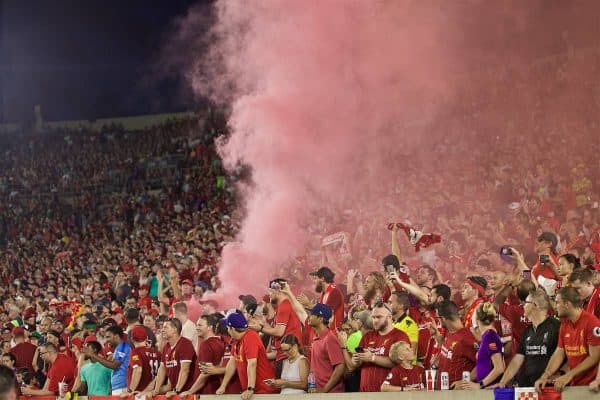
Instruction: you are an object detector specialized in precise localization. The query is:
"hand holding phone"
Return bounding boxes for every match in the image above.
[264,379,274,386]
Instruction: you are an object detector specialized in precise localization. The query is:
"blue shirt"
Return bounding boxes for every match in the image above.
[111,341,132,390]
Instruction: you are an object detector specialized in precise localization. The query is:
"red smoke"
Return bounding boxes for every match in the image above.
[169,1,600,306]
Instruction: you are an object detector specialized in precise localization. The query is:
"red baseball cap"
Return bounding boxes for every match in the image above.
[181,279,193,286]
[12,327,25,337]
[131,326,148,342]
[84,335,99,344]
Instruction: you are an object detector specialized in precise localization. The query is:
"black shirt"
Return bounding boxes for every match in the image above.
[516,316,560,387]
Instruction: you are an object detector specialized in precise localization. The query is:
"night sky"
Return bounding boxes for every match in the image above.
[0,0,208,123]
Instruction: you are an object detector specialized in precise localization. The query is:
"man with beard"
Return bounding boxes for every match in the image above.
[435,300,478,387]
[342,302,409,392]
[307,267,344,329]
[535,287,600,392]
[568,268,600,318]
[248,279,303,377]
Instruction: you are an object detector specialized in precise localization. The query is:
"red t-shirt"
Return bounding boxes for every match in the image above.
[10,341,37,372]
[438,327,477,385]
[230,330,277,394]
[383,364,425,390]
[310,328,344,392]
[220,336,242,394]
[558,310,600,386]
[499,301,530,356]
[128,346,160,392]
[162,337,197,391]
[358,328,410,392]
[583,287,600,319]
[320,284,345,330]
[137,296,152,311]
[273,299,304,361]
[47,353,77,394]
[196,336,225,394]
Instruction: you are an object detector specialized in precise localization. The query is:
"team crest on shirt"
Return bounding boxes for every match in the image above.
[132,355,140,361]
[594,327,600,337]
[451,341,457,349]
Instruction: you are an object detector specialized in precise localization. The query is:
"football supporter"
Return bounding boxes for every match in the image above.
[216,312,277,398]
[125,308,157,348]
[151,318,196,395]
[83,325,131,395]
[126,326,160,393]
[0,354,15,371]
[454,302,504,389]
[531,232,560,283]
[557,253,581,286]
[535,287,600,392]
[0,365,17,400]
[182,314,224,395]
[461,276,488,332]
[568,267,600,318]
[342,302,410,392]
[267,334,308,394]
[495,289,560,388]
[173,302,199,352]
[248,279,303,375]
[306,303,345,393]
[306,267,344,329]
[388,291,419,355]
[9,327,35,372]
[21,343,76,396]
[75,340,112,395]
[435,300,478,387]
[380,341,425,391]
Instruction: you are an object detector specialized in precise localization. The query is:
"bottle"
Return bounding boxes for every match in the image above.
[307,371,316,391]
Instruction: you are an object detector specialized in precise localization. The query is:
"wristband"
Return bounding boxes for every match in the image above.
[247,387,254,392]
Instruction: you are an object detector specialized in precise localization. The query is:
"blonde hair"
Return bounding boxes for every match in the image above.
[476,302,497,325]
[389,341,411,363]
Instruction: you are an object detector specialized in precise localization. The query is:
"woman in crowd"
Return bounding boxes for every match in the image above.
[269,334,308,394]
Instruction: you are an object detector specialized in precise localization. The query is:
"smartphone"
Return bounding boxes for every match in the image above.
[385,265,395,274]
[264,379,274,385]
[539,255,550,265]
[355,347,364,353]
[522,269,531,280]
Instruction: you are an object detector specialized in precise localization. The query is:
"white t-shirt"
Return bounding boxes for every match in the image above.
[180,319,198,352]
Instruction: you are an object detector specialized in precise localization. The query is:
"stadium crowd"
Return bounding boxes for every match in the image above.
[0,52,599,399]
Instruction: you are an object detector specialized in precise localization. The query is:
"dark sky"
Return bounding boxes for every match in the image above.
[0,0,208,123]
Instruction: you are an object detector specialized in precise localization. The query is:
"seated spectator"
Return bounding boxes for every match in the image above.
[21,343,76,396]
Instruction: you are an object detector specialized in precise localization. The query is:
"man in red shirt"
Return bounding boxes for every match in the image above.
[248,279,303,375]
[535,287,600,392]
[568,268,600,318]
[182,313,225,395]
[531,232,560,282]
[217,312,277,399]
[342,302,410,392]
[9,327,36,372]
[21,342,77,396]
[137,285,152,310]
[435,300,478,387]
[150,318,196,396]
[307,303,345,393]
[308,267,345,329]
[127,326,160,393]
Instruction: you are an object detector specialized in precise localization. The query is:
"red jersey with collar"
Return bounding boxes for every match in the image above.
[438,327,477,385]
[557,310,600,386]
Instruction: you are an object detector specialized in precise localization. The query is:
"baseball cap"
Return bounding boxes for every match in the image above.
[84,335,99,344]
[238,295,257,306]
[181,279,193,286]
[139,284,149,291]
[12,327,25,337]
[131,326,148,342]
[537,232,558,250]
[195,281,209,289]
[220,312,248,329]
[309,267,335,282]
[29,331,43,340]
[308,303,332,321]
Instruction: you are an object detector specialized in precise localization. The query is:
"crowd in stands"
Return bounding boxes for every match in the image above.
[0,49,599,398]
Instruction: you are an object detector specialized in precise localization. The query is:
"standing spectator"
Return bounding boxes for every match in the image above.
[388,291,418,356]
[568,268,600,318]
[83,325,131,395]
[0,365,17,400]
[76,340,112,395]
[9,327,35,372]
[151,318,196,395]
[495,289,559,388]
[342,302,409,392]
[127,326,160,393]
[268,334,308,394]
[137,285,152,310]
[248,279,303,376]
[461,276,487,332]
[380,341,425,391]
[216,312,277,398]
[307,267,345,329]
[173,302,199,353]
[435,300,478,387]
[125,308,156,348]
[531,232,560,283]
[307,303,345,393]
[535,287,600,392]
[21,343,76,396]
[454,302,505,389]
[182,314,224,395]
